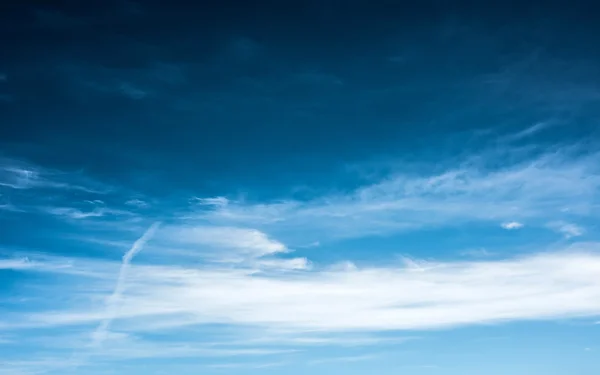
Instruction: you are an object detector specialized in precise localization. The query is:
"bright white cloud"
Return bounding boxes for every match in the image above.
[11,243,600,335]
[501,221,524,230]
[165,226,288,259]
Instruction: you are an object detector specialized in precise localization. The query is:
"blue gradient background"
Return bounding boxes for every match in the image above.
[1,1,600,374]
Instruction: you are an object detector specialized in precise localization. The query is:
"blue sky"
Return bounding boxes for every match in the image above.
[1,1,600,374]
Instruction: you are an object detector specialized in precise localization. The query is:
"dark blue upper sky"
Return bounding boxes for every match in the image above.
[2,1,599,198]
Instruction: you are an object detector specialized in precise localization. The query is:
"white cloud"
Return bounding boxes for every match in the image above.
[0,258,33,270]
[44,206,133,220]
[190,150,600,241]
[501,221,524,230]
[13,243,600,335]
[191,196,229,207]
[252,257,311,271]
[6,147,600,370]
[548,221,585,238]
[166,226,288,259]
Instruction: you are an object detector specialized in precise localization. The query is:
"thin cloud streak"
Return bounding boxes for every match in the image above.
[0,160,110,194]
[90,222,161,348]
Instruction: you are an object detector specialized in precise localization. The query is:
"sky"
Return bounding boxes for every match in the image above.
[1,1,600,374]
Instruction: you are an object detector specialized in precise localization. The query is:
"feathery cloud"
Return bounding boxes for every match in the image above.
[44,206,131,220]
[190,150,600,241]
[0,159,109,194]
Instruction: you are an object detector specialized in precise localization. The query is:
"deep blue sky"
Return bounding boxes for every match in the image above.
[2,1,599,196]
[1,1,600,375]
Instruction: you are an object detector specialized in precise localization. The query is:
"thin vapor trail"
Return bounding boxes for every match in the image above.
[64,222,161,372]
[90,221,161,347]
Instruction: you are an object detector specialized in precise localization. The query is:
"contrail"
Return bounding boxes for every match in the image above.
[64,222,161,372]
[90,221,161,347]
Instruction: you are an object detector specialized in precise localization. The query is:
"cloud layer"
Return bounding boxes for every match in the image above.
[8,241,600,334]
[2,146,600,373]
[188,149,600,242]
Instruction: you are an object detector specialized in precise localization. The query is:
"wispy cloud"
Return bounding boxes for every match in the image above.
[0,257,35,270]
[501,122,554,142]
[4,146,600,372]
[191,196,229,208]
[0,159,110,194]
[188,150,600,241]
[44,206,131,220]
[501,221,524,230]
[548,221,585,238]
[124,199,149,208]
